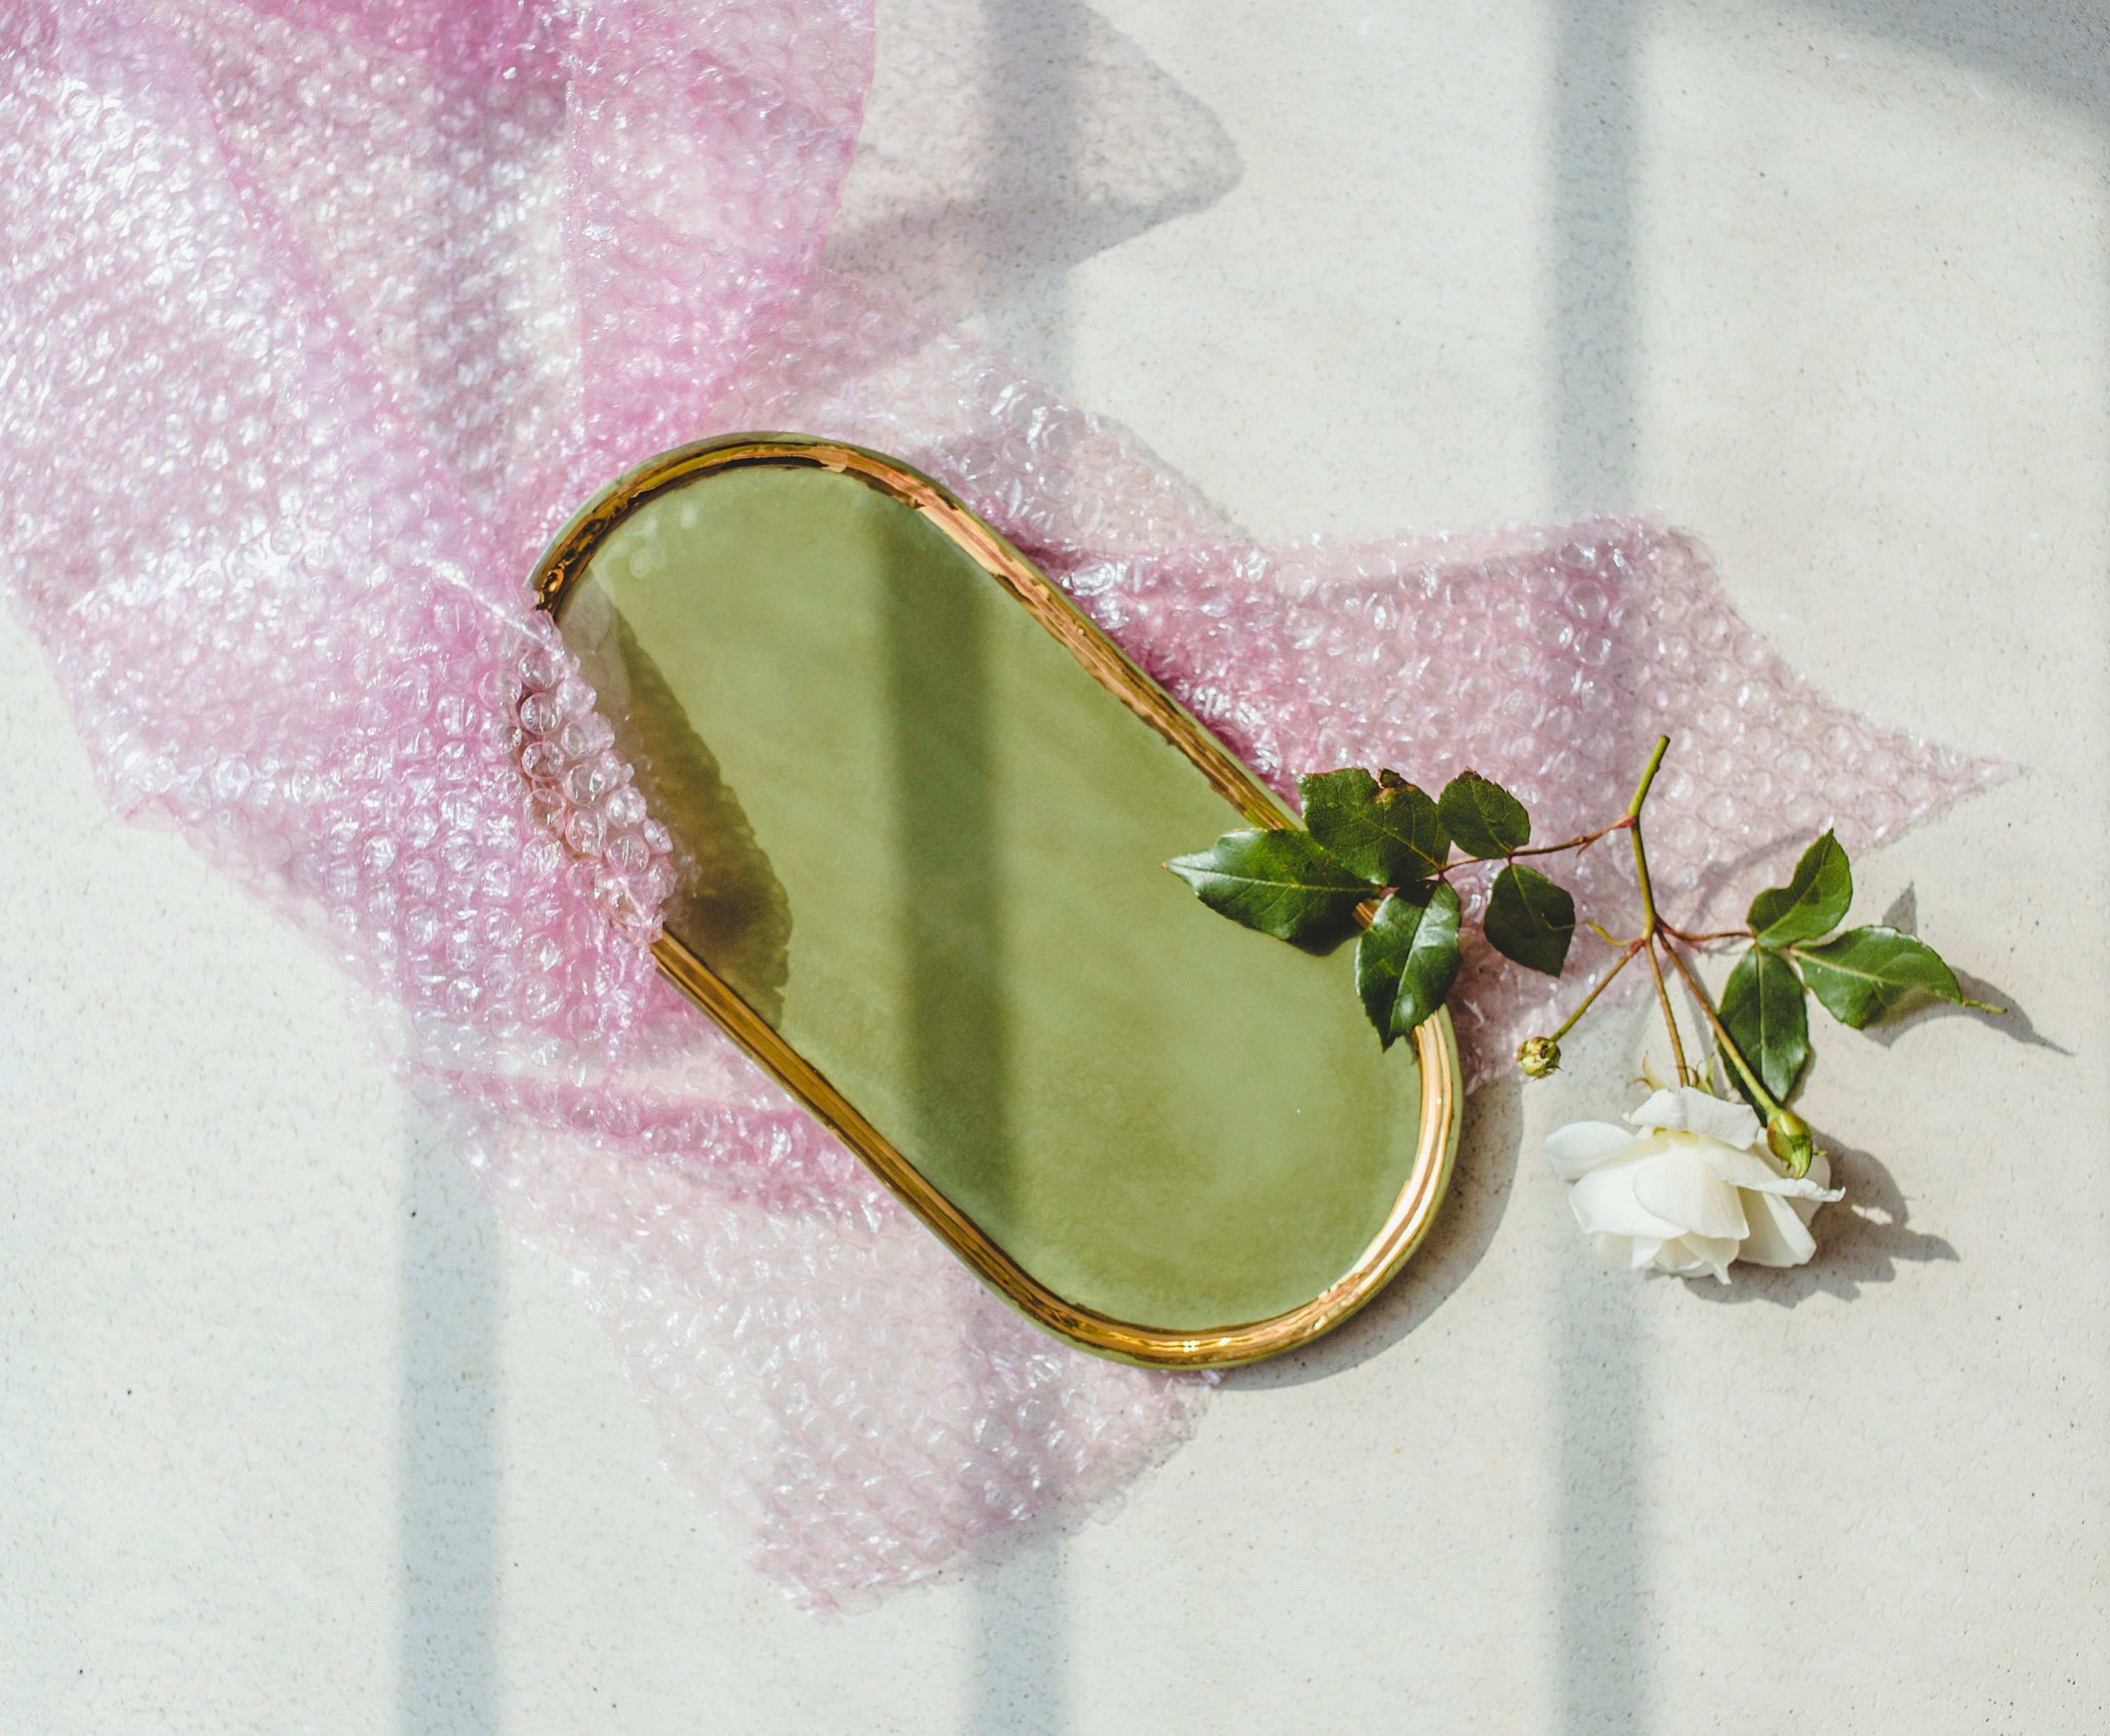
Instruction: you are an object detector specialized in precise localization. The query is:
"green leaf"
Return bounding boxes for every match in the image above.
[1483,864,1575,976]
[1436,770,1531,859]
[1718,946,1810,1104]
[1747,830,1853,948]
[1165,829,1369,943]
[1793,925,1986,1028]
[1298,767,1450,886]
[1355,881,1463,1046]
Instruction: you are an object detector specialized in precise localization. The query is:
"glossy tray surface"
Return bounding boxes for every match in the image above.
[536,436,1460,1365]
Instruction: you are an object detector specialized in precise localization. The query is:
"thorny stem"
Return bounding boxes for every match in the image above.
[1500,817,1632,863]
[1431,819,1630,880]
[1447,744,1647,879]
[1641,942,1691,1085]
[1660,935,1784,1121]
[1625,733,1671,822]
[1659,922,1756,946]
[1550,940,1645,1041]
[1521,732,1791,1114]
[1623,737,1692,1085]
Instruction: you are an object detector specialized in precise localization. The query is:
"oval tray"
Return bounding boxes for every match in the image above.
[533,435,1462,1366]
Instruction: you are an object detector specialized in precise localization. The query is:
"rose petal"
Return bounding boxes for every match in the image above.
[1628,1085,1763,1150]
[1649,1233,1739,1282]
[1737,1189,1819,1267]
[1545,1120,1641,1182]
[1695,1138,1846,1202]
[1592,1234,1637,1271]
[1571,1159,1687,1242]
[1789,1147,1840,1232]
[1649,1242,1706,1275]
[1630,1149,1750,1241]
[1788,1149,1838,1225]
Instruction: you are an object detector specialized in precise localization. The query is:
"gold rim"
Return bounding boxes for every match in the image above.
[532,433,1464,1367]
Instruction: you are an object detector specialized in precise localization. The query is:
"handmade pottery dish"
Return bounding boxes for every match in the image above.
[533,435,1463,1366]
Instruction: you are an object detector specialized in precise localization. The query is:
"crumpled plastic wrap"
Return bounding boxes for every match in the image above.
[0,0,2000,1609]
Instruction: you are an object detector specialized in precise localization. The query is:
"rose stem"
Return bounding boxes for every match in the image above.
[1641,947,1689,1085]
[1433,816,1631,878]
[1501,817,1631,862]
[1659,935,1784,1122]
[1658,922,1754,945]
[1549,940,1646,1041]
[1623,736,1692,1085]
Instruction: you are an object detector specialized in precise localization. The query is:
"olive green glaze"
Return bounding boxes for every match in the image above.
[556,465,1427,1330]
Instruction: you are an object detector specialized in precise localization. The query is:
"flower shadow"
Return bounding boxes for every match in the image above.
[1221,1072,1524,1389]
[1683,1132,1956,1308]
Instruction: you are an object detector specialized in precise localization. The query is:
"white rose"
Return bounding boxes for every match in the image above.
[1545,1086,1845,1282]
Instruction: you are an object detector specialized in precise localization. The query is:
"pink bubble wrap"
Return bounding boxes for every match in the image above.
[0,0,1999,1609]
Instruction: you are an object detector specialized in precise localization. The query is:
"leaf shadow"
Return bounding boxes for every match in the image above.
[1865,886,2071,1057]
[1220,1072,1524,1390]
[1682,1131,1956,1308]
[1284,921,1359,961]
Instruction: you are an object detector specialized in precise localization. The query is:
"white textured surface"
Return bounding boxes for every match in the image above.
[4,2,2104,1730]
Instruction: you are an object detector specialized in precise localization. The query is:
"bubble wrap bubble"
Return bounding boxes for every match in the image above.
[0,0,2000,1608]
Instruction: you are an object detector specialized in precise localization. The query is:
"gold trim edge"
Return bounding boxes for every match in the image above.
[532,432,1464,1369]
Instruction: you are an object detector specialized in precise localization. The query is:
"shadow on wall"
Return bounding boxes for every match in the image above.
[1792,0,2110,123]
[879,281,1068,1731]
[399,1116,501,1736]
[1547,0,1654,1728]
[899,5,1239,1730]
